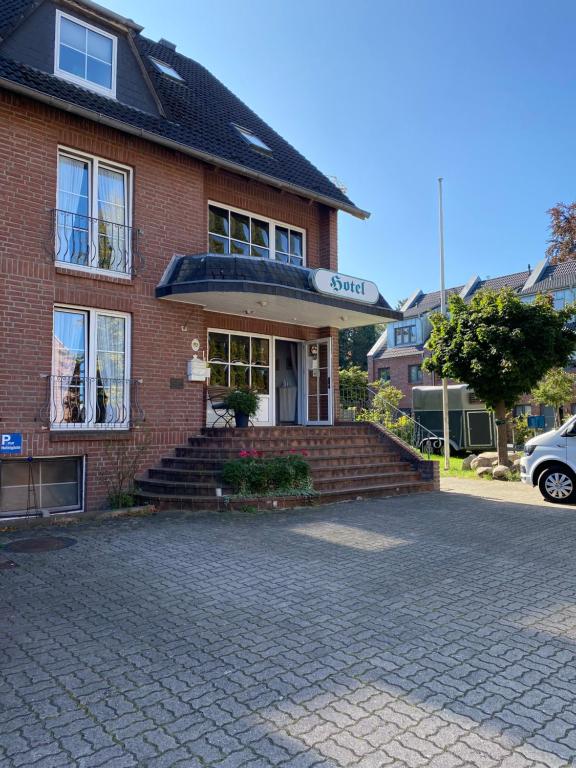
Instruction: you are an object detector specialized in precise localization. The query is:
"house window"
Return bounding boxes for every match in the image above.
[208,204,305,266]
[233,124,272,154]
[55,11,117,97]
[52,307,131,429]
[56,149,132,275]
[408,364,423,383]
[0,457,83,516]
[394,325,416,345]
[514,404,532,417]
[208,331,270,393]
[379,367,391,382]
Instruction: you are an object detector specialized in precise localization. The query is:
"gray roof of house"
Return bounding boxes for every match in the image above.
[0,0,365,217]
[403,262,576,318]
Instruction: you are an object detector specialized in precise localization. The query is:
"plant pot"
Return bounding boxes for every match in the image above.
[234,412,250,428]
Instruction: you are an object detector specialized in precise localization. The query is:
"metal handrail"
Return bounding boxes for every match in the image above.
[339,383,442,458]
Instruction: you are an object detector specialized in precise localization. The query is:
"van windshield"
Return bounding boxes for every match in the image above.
[561,414,576,436]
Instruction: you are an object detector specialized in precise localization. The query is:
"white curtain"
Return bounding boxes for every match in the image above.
[53,310,86,424]
[98,168,126,270]
[96,315,126,423]
[57,156,89,265]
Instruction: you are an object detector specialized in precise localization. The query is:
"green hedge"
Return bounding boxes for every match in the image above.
[222,452,311,496]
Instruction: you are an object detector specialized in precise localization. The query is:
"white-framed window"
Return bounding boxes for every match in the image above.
[56,148,132,276]
[55,10,117,97]
[408,364,423,383]
[51,306,131,430]
[394,325,416,346]
[379,367,391,382]
[208,331,270,393]
[208,203,305,266]
[0,457,84,516]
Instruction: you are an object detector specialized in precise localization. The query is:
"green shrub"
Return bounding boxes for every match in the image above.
[108,491,135,509]
[222,452,311,496]
[224,388,260,416]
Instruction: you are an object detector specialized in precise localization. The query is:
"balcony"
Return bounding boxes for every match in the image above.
[40,375,144,430]
[51,209,142,276]
[156,254,400,328]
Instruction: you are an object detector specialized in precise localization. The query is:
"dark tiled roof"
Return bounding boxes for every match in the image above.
[404,262,576,319]
[0,0,39,40]
[0,1,361,215]
[377,344,426,360]
[476,270,530,292]
[404,286,463,317]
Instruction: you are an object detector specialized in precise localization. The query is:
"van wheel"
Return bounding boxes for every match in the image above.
[538,465,576,504]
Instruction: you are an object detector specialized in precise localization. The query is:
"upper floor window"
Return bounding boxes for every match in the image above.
[55,149,132,276]
[208,204,305,266]
[394,325,416,346]
[55,11,117,97]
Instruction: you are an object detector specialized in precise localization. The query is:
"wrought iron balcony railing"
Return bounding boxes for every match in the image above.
[52,209,142,276]
[40,375,144,429]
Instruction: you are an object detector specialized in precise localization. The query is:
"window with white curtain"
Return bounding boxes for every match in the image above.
[55,10,117,96]
[56,149,132,275]
[52,306,130,429]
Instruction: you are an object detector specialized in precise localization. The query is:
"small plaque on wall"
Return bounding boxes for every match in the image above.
[170,377,184,390]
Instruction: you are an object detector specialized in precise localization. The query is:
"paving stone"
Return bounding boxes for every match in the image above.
[4,492,576,767]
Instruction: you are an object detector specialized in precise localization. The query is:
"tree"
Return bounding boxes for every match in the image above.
[546,202,576,263]
[531,368,575,427]
[338,325,380,370]
[423,288,576,465]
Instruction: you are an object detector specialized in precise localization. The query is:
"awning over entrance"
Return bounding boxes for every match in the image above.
[156,254,400,328]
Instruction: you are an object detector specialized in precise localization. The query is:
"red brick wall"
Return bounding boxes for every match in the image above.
[372,352,437,409]
[0,91,341,511]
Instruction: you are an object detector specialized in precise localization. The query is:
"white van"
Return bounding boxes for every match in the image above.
[521,416,576,503]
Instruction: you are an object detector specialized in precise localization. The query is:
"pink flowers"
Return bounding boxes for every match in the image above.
[239,449,262,458]
[289,449,309,457]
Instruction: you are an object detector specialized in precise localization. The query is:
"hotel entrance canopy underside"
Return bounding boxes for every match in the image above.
[156,254,400,328]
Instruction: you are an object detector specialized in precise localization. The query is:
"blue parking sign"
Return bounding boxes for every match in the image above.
[0,433,22,454]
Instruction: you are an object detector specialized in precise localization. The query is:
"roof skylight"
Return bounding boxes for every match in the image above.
[150,57,183,81]
[234,124,272,153]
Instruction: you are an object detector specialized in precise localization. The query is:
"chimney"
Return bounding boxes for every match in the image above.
[158,38,176,51]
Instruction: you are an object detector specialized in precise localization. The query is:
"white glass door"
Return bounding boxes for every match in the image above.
[305,339,332,425]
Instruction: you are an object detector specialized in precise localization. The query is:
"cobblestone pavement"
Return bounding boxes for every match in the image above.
[3,489,576,768]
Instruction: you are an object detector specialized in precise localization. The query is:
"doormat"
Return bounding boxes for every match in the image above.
[3,536,77,553]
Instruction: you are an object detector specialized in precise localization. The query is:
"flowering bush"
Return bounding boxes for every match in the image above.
[222,451,311,496]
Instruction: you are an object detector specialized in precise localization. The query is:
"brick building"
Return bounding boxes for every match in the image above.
[0,0,407,516]
[368,261,576,415]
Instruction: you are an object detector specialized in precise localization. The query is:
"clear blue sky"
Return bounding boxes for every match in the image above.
[111,0,575,307]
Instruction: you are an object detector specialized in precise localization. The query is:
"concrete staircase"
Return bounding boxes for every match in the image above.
[135,423,437,511]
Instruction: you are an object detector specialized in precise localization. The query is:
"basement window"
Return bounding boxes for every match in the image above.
[233,124,272,154]
[149,57,184,81]
[0,457,84,516]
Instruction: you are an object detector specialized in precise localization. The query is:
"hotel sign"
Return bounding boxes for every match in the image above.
[311,269,379,305]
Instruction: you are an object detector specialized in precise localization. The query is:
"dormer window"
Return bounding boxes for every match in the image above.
[55,11,117,97]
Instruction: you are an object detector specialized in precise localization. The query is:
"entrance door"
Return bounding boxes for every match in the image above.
[305,339,332,425]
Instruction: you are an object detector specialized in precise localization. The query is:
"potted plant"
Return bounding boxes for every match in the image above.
[225,387,260,427]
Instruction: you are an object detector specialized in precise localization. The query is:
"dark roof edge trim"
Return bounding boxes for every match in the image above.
[0,77,370,220]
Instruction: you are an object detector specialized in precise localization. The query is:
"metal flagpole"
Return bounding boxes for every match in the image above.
[438,178,451,471]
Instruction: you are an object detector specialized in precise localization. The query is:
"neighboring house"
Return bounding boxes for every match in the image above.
[368,260,576,415]
[0,0,400,516]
